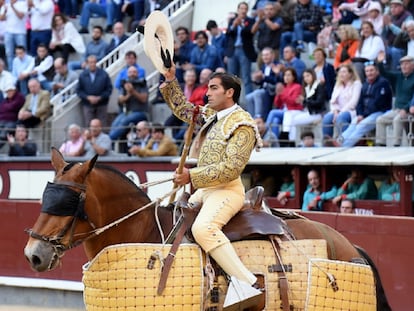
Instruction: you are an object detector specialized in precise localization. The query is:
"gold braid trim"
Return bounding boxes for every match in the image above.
[190,125,256,189]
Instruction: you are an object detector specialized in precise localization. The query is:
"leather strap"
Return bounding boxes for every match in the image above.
[270,236,291,310]
[157,221,188,295]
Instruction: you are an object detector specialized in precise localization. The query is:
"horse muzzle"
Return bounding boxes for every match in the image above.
[24,239,63,272]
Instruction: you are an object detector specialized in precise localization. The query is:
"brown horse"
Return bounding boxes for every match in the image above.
[24,148,391,310]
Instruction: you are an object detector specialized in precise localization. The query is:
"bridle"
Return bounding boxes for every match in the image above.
[25,179,97,269]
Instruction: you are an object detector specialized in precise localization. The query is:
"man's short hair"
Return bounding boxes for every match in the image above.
[206,20,218,31]
[125,50,137,58]
[301,131,314,140]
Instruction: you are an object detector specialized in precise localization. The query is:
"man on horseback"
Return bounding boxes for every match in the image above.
[160,64,263,309]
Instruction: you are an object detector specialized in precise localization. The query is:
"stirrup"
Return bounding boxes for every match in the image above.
[223,276,263,311]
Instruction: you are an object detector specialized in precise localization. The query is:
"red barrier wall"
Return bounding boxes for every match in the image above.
[2,199,413,311]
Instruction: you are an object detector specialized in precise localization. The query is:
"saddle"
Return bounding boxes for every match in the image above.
[180,186,287,242]
[158,187,294,310]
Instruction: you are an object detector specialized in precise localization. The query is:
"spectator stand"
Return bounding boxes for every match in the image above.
[43,0,195,153]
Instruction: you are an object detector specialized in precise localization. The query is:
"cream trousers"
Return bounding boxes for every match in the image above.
[189,177,244,252]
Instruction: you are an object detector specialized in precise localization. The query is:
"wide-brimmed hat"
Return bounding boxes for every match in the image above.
[143,11,174,74]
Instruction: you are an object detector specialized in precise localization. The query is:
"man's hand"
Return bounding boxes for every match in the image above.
[163,62,176,82]
[332,195,342,205]
[174,167,190,186]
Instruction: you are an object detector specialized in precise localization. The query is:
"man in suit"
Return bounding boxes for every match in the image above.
[106,22,129,54]
[17,78,51,128]
[224,1,257,95]
[77,55,113,127]
[129,124,177,157]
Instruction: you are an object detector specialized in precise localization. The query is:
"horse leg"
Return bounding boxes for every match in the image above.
[355,245,392,311]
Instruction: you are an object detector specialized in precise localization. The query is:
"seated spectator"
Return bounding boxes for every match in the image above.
[337,0,371,26]
[322,63,362,143]
[278,45,306,80]
[106,22,129,54]
[302,169,337,211]
[28,0,54,56]
[366,1,384,35]
[375,54,414,146]
[79,118,113,157]
[246,47,279,120]
[332,168,378,205]
[51,57,78,98]
[29,43,54,92]
[17,78,51,128]
[127,120,151,155]
[334,62,392,147]
[0,58,16,100]
[109,66,148,141]
[129,124,178,157]
[206,20,226,68]
[77,55,113,127]
[333,24,360,69]
[340,195,374,215]
[287,68,326,142]
[49,13,85,62]
[393,20,414,59]
[382,0,413,70]
[276,168,295,205]
[0,84,25,144]
[59,123,84,157]
[279,0,323,53]
[69,25,108,71]
[298,131,317,147]
[339,198,356,214]
[12,45,34,96]
[78,0,117,34]
[312,47,335,99]
[182,30,221,76]
[7,124,37,156]
[249,167,277,197]
[114,51,146,91]
[254,114,279,147]
[352,21,385,80]
[266,68,302,144]
[378,168,401,201]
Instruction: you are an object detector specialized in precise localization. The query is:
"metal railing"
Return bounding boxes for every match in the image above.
[43,0,195,153]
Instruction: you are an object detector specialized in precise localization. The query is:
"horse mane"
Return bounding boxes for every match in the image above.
[89,163,151,202]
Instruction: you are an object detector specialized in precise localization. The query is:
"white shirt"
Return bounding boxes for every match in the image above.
[356,35,385,61]
[31,55,53,82]
[408,40,414,58]
[30,0,54,31]
[0,0,28,34]
[0,69,17,97]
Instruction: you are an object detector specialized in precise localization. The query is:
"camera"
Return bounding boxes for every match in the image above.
[121,78,147,88]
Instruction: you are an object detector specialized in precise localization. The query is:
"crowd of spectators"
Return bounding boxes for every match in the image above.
[1,0,414,157]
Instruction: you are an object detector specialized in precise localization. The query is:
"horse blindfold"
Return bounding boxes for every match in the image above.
[41,182,87,220]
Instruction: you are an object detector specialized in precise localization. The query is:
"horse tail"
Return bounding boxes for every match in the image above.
[354,245,392,311]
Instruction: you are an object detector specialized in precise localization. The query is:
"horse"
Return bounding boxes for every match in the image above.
[24,148,391,310]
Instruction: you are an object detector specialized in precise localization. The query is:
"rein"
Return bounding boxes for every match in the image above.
[26,177,181,253]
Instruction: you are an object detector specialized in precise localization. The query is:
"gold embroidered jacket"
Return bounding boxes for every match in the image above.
[160,79,262,189]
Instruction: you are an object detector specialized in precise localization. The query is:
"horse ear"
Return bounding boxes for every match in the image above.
[51,147,68,172]
[85,154,99,175]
